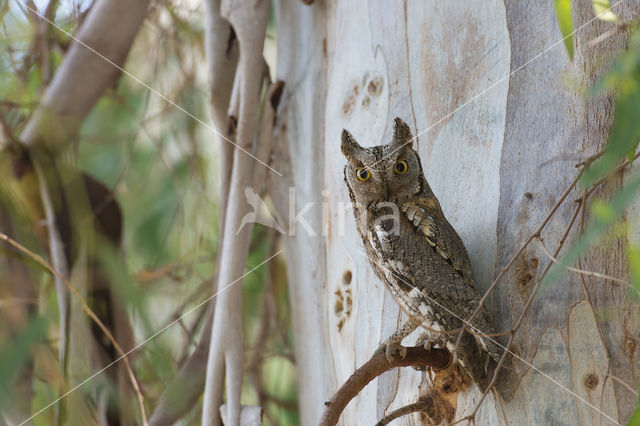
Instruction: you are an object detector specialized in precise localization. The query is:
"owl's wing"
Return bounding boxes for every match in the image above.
[400,197,474,280]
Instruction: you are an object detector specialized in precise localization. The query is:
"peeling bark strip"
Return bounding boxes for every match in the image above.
[202,0,273,425]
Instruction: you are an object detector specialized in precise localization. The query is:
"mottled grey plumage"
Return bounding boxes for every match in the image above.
[342,117,512,398]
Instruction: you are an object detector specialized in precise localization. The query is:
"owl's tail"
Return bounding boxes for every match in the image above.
[457,332,518,401]
[484,335,519,401]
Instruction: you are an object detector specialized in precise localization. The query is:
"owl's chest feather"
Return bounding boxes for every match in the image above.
[358,204,449,323]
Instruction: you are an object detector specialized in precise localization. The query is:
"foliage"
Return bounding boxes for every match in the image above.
[553,3,640,423]
[0,315,46,411]
[554,0,574,61]
[0,2,297,425]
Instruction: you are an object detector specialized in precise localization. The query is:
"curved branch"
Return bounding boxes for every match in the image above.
[374,398,433,426]
[318,347,450,426]
[536,236,632,288]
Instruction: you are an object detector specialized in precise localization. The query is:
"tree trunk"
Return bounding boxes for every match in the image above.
[273,0,640,424]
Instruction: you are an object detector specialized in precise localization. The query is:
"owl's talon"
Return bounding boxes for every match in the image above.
[413,333,447,371]
[386,343,407,363]
[375,342,407,363]
[416,332,447,352]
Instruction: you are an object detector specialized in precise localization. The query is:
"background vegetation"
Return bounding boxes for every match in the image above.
[0,1,297,425]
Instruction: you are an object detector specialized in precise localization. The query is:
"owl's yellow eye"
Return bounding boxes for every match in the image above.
[394,160,408,174]
[355,168,371,182]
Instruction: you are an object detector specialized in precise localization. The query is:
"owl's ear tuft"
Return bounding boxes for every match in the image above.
[341,129,363,161]
[392,117,413,148]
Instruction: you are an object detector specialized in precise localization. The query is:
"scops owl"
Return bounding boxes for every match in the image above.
[341,117,512,399]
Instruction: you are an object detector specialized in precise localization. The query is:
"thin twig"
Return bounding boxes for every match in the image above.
[607,373,639,396]
[583,151,640,201]
[0,231,148,425]
[464,194,584,421]
[588,25,624,48]
[453,166,585,357]
[460,150,640,422]
[536,237,632,288]
[375,400,432,426]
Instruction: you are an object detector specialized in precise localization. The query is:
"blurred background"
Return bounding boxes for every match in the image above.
[0,1,298,424]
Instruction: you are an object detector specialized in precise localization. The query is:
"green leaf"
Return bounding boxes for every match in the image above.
[540,173,640,293]
[583,79,640,187]
[628,389,640,426]
[590,199,617,223]
[583,28,640,186]
[0,315,47,411]
[593,0,618,22]
[590,30,640,97]
[554,0,574,60]
[628,244,640,295]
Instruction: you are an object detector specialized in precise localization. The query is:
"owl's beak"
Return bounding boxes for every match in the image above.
[381,185,389,201]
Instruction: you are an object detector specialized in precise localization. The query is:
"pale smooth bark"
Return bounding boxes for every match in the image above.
[34,162,70,391]
[220,405,263,426]
[273,0,640,424]
[147,2,240,422]
[202,1,272,425]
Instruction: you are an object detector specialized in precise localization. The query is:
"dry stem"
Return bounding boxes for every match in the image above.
[536,236,632,288]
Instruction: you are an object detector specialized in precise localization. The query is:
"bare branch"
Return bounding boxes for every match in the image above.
[454,149,640,415]
[33,160,70,423]
[466,197,583,420]
[536,236,632,288]
[318,347,450,426]
[204,0,238,226]
[454,165,585,355]
[374,398,433,426]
